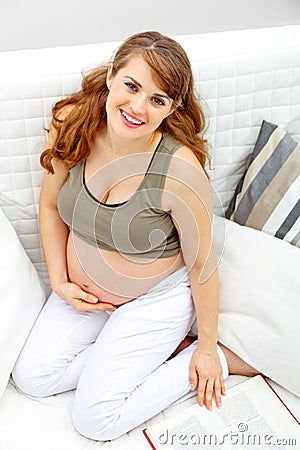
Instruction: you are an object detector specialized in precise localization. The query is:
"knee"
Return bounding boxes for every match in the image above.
[73,395,124,441]
[12,351,58,398]
[12,360,47,398]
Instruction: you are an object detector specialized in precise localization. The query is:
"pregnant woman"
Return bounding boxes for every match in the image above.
[13,31,259,441]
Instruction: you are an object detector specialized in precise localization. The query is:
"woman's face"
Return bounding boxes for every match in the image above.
[105,56,175,141]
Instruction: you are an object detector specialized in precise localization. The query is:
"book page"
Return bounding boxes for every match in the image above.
[222,376,300,450]
[168,416,222,449]
[146,406,233,450]
[144,376,300,450]
[216,390,295,449]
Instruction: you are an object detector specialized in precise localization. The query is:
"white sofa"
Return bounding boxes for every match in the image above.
[0,25,299,449]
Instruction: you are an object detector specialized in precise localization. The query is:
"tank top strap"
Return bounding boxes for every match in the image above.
[144,133,183,191]
[68,160,84,178]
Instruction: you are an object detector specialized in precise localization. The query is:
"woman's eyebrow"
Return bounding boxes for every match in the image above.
[124,76,171,101]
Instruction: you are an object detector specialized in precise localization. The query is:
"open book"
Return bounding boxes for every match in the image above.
[143,375,299,449]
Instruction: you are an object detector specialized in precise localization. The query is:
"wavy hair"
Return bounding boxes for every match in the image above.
[40,31,208,173]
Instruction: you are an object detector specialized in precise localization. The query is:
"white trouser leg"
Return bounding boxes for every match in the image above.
[12,267,229,441]
[12,291,110,396]
[72,268,229,441]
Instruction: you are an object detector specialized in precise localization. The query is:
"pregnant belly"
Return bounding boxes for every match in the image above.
[67,232,185,305]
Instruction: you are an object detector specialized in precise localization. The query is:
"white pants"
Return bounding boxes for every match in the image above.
[12,267,228,441]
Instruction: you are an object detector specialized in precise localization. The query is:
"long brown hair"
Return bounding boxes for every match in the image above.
[40,31,208,173]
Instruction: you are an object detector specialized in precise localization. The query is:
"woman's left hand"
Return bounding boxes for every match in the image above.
[189,346,226,410]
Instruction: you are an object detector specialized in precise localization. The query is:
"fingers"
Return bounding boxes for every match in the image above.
[79,289,98,304]
[189,367,198,393]
[61,283,117,312]
[189,348,226,411]
[73,286,114,310]
[197,376,206,407]
[196,375,226,410]
[220,373,226,396]
[204,378,214,411]
[78,289,116,309]
[77,289,116,311]
[75,300,116,313]
[213,376,222,409]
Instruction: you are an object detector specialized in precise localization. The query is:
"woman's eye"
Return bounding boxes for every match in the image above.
[125,82,138,92]
[152,97,165,106]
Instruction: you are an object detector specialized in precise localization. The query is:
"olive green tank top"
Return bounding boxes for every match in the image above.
[57,134,182,259]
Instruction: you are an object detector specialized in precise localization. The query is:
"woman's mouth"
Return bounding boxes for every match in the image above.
[120,110,145,128]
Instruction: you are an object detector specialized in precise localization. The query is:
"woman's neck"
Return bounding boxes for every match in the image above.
[103,126,161,156]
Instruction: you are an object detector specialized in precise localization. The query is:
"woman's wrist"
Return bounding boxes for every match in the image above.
[196,337,218,353]
[51,276,69,294]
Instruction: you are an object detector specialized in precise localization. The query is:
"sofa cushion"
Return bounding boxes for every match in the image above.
[226,120,300,247]
[0,207,47,399]
[212,215,300,397]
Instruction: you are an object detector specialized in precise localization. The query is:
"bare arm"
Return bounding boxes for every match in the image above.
[39,124,116,312]
[165,146,226,410]
[40,156,73,291]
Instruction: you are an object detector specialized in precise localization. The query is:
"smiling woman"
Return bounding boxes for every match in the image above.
[39,31,207,171]
[12,31,259,442]
[105,57,176,138]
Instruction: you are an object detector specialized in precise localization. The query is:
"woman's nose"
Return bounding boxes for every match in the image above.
[131,94,147,115]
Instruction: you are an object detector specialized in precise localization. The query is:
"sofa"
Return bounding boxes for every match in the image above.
[0,25,299,449]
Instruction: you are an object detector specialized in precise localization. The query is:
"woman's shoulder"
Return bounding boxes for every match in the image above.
[162,134,209,204]
[162,134,205,175]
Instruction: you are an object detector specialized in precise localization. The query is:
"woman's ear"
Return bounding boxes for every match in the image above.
[106,63,114,90]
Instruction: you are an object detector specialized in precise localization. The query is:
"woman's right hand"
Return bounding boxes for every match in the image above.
[53,281,117,313]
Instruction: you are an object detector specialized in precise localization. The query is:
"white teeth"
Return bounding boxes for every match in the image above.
[121,110,143,125]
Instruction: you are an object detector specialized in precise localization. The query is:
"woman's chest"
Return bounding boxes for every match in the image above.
[84,150,154,205]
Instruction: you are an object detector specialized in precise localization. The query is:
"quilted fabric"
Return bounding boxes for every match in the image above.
[0,25,300,450]
[1,25,299,286]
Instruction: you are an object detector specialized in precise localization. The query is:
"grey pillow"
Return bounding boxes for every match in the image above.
[226,120,300,247]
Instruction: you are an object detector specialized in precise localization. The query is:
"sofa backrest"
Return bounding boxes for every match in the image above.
[1,25,299,286]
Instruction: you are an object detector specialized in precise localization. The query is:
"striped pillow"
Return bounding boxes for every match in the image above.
[226,120,300,247]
